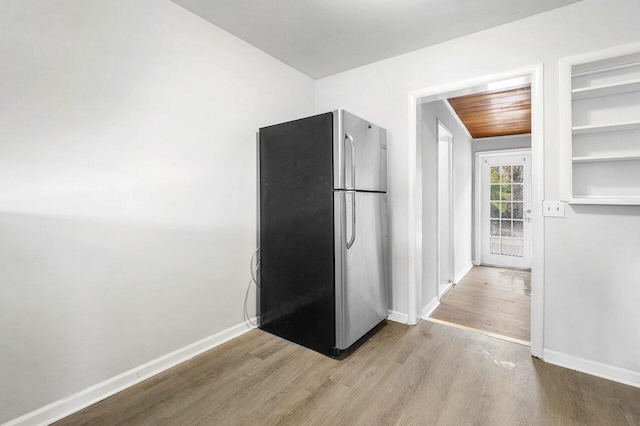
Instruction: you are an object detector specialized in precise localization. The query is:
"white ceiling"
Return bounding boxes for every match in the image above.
[171,0,581,79]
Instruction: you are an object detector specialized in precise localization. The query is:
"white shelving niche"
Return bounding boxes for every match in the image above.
[561,43,640,205]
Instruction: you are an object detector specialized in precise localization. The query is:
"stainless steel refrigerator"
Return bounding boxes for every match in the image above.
[258,110,388,357]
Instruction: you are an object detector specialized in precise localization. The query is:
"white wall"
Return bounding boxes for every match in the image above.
[315,0,640,375]
[420,101,473,308]
[473,134,532,155]
[0,0,314,422]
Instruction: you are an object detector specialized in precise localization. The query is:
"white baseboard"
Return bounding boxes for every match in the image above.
[421,297,440,319]
[5,319,258,426]
[387,310,409,324]
[543,349,640,389]
[455,262,474,283]
[439,281,454,297]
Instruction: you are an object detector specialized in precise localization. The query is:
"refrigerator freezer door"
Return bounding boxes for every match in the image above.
[334,110,387,192]
[335,191,388,350]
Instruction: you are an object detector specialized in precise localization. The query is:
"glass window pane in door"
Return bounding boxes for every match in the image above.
[512,238,524,257]
[501,238,513,256]
[513,221,524,238]
[491,202,501,218]
[499,166,512,183]
[491,185,500,200]
[513,184,523,201]
[501,220,512,237]
[490,166,500,184]
[501,202,512,219]
[513,165,523,183]
[513,202,523,220]
[491,220,500,236]
[500,185,512,201]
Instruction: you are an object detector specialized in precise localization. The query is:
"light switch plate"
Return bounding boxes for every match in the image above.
[543,200,565,217]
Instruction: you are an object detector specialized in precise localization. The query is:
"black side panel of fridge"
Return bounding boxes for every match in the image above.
[259,112,336,356]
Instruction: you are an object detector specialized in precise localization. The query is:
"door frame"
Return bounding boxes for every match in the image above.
[436,121,455,299]
[407,64,544,357]
[474,148,532,267]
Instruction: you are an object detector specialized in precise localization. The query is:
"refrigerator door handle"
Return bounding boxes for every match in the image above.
[345,132,355,189]
[347,191,356,249]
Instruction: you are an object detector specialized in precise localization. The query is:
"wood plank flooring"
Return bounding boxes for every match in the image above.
[55,320,640,425]
[430,266,531,342]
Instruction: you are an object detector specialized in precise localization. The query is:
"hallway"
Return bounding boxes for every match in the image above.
[429,266,531,343]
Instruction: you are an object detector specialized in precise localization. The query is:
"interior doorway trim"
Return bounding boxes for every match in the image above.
[407,64,544,358]
[474,148,532,267]
[436,121,455,300]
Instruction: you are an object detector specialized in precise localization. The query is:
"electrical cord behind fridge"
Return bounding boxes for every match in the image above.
[244,247,260,327]
[249,246,260,289]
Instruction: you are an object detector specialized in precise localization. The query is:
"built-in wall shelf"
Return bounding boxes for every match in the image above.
[571,60,640,78]
[570,196,640,205]
[572,121,640,135]
[572,79,640,100]
[572,154,640,163]
[561,43,640,205]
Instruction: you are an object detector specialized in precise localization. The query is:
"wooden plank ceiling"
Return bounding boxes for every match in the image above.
[448,86,531,138]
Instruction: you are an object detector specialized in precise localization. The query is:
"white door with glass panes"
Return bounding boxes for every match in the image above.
[481,153,532,269]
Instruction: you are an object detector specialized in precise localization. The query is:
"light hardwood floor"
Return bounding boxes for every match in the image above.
[55,320,640,425]
[430,266,531,342]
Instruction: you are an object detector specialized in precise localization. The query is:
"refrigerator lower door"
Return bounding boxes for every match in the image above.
[333,110,387,192]
[335,191,388,350]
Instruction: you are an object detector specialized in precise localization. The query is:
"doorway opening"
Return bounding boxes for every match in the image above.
[407,65,544,356]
